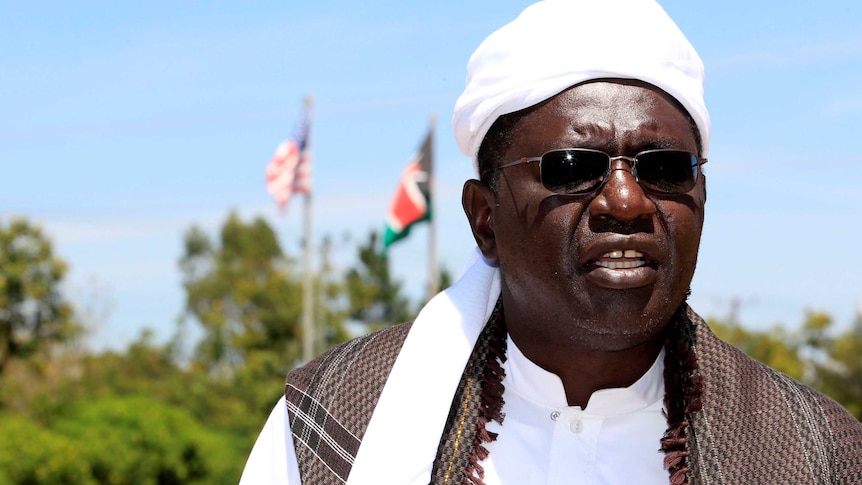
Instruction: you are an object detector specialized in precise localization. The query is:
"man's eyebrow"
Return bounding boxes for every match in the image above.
[642,137,687,150]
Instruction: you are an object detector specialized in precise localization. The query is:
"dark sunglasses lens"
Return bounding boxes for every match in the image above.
[635,151,698,193]
[541,150,608,194]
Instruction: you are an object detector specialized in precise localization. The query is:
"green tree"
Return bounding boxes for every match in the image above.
[59,396,237,484]
[0,331,260,484]
[179,212,304,375]
[178,212,351,425]
[801,311,862,420]
[345,231,412,332]
[0,413,93,485]
[70,330,192,412]
[0,396,240,485]
[0,218,81,379]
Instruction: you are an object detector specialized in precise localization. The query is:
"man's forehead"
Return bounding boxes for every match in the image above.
[505,81,700,156]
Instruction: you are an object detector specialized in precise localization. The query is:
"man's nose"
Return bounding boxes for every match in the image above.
[587,160,656,224]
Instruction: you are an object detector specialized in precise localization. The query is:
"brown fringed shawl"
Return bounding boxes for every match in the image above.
[285,304,862,484]
[429,299,509,485]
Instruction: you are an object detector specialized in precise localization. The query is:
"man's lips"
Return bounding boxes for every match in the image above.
[581,238,661,289]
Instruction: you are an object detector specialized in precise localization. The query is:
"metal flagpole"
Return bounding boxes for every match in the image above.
[427,113,439,298]
[316,236,332,357]
[301,95,315,363]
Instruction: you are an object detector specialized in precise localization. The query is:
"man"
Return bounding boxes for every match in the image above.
[241,1,862,484]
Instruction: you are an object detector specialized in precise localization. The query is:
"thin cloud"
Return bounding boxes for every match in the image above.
[824,95,862,117]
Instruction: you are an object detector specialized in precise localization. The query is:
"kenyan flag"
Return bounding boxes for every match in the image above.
[384,129,433,249]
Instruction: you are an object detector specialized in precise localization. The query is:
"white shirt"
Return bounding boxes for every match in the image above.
[481,337,668,484]
[239,338,667,485]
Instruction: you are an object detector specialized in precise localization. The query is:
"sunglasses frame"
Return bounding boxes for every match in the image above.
[494,148,708,195]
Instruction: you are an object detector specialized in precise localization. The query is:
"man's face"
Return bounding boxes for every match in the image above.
[463,80,705,353]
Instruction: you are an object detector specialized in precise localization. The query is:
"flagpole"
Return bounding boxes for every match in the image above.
[301,95,315,363]
[316,236,332,357]
[427,113,439,298]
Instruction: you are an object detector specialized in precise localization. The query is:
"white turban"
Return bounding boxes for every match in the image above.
[453,0,710,172]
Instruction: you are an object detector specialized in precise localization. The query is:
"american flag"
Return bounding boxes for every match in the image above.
[266,107,312,210]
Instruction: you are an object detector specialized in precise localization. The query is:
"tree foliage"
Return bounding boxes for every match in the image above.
[178,213,353,424]
[0,218,81,379]
[0,413,92,485]
[0,214,418,484]
[801,311,862,419]
[345,231,412,331]
[179,212,305,375]
[0,395,237,485]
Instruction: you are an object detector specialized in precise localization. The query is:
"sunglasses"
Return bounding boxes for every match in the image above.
[493,148,707,195]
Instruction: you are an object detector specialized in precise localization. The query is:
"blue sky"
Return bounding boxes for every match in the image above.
[2,1,861,350]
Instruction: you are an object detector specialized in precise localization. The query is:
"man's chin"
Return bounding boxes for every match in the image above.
[569,320,671,353]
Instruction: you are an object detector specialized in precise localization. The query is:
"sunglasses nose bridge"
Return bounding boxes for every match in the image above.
[607,155,638,178]
[608,155,635,166]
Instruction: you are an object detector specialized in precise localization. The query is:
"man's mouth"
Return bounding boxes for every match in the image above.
[595,250,646,270]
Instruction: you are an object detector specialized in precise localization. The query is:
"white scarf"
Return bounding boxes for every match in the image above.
[347,251,501,485]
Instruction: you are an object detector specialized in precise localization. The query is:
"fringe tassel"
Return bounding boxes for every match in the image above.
[660,304,704,485]
[670,467,691,485]
[461,303,508,485]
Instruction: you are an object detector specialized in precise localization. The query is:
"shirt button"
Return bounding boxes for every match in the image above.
[550,411,561,421]
[569,418,583,434]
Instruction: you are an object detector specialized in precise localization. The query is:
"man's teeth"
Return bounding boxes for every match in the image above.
[597,260,644,269]
[596,250,646,269]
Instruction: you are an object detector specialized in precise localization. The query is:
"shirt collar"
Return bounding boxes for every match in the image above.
[504,334,665,416]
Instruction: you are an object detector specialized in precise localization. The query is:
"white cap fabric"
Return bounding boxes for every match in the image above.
[453,0,710,172]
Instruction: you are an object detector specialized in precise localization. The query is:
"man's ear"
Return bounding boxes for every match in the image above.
[462,179,498,263]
